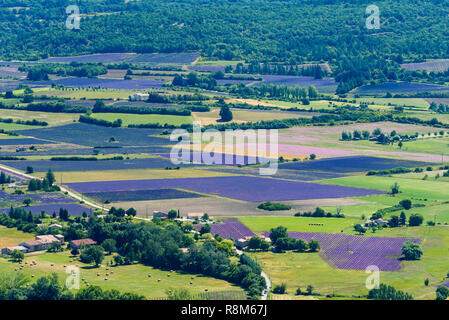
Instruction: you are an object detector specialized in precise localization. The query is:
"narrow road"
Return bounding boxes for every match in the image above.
[260,271,271,301]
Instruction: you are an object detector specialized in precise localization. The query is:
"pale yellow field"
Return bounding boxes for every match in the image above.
[36,168,236,183]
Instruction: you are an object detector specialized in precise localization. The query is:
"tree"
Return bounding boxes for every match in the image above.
[368,283,413,300]
[219,105,233,122]
[388,216,400,228]
[409,214,424,227]
[272,283,286,294]
[306,285,314,295]
[354,224,366,234]
[399,199,412,210]
[308,85,318,99]
[10,250,24,262]
[125,208,137,217]
[26,166,34,174]
[47,242,62,253]
[296,239,308,252]
[199,224,211,235]
[436,286,449,300]
[399,211,407,226]
[248,236,270,251]
[167,288,192,300]
[269,226,288,244]
[309,153,316,160]
[391,182,400,195]
[46,169,55,186]
[22,198,32,206]
[80,245,104,267]
[167,209,178,219]
[402,241,423,260]
[26,273,69,300]
[113,255,124,266]
[101,239,116,255]
[308,239,320,252]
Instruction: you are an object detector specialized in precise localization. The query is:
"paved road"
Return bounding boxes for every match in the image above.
[260,271,271,300]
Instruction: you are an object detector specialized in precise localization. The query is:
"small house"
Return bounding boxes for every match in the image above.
[69,238,97,250]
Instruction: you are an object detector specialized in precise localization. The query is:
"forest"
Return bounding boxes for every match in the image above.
[2,1,449,92]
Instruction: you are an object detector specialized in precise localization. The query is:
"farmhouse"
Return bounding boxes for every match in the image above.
[69,238,97,250]
[129,93,149,101]
[20,234,64,252]
[187,212,204,219]
[1,245,29,255]
[153,211,168,220]
[363,218,389,228]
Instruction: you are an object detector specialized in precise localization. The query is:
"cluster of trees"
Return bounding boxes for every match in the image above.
[0,207,38,233]
[0,117,47,127]
[227,84,319,102]
[27,169,58,192]
[341,129,371,141]
[0,171,13,184]
[401,241,423,260]
[145,92,210,103]
[229,63,327,79]
[269,226,319,253]
[92,100,192,116]
[172,73,217,90]
[21,63,108,80]
[79,115,122,128]
[81,217,265,298]
[257,202,291,211]
[0,101,88,113]
[0,273,144,300]
[429,102,449,114]
[294,207,344,218]
[368,283,414,300]
[367,167,414,176]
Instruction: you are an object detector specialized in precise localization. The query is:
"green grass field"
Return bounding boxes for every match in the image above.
[91,113,193,126]
[0,109,79,127]
[320,175,449,201]
[238,216,360,234]
[193,108,303,124]
[33,88,138,100]
[354,98,430,108]
[0,251,243,299]
[0,225,34,248]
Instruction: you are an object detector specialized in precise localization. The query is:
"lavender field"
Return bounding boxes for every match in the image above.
[39,52,200,64]
[0,191,75,204]
[15,123,172,147]
[263,231,422,271]
[0,203,92,216]
[0,157,204,172]
[66,176,384,202]
[353,81,449,95]
[83,188,204,202]
[254,75,338,93]
[278,156,431,173]
[194,218,255,240]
